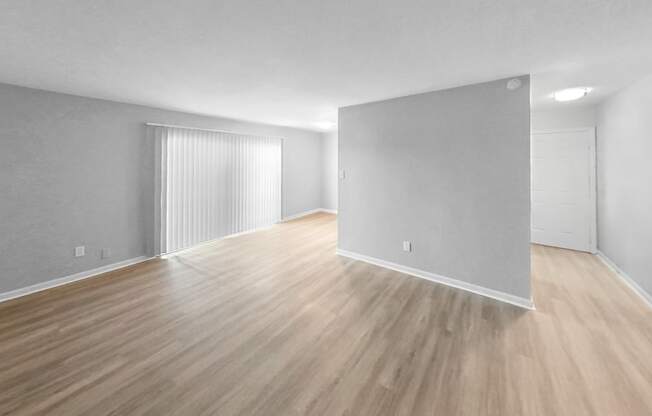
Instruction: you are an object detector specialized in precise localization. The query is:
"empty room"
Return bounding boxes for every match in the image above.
[1,1,651,415]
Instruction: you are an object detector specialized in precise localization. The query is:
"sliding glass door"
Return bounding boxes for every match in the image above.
[151,125,282,254]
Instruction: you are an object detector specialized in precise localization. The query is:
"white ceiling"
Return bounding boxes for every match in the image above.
[1,1,651,131]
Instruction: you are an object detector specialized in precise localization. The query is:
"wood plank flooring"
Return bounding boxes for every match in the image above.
[1,213,651,415]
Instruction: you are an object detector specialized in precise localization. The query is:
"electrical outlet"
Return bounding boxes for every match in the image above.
[101,248,112,259]
[74,246,85,257]
[403,241,411,252]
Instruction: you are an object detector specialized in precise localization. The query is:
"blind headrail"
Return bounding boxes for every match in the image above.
[145,122,285,140]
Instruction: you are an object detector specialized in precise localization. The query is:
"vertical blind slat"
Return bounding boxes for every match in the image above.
[151,126,282,254]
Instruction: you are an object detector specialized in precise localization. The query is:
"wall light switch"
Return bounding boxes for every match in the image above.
[403,241,411,252]
[74,246,85,257]
[101,248,112,259]
[339,169,346,180]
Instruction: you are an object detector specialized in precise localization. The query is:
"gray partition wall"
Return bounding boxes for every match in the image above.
[337,76,532,307]
[596,73,652,304]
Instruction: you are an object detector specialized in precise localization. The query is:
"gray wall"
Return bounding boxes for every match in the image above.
[0,83,322,294]
[320,131,338,211]
[597,73,652,297]
[338,76,531,299]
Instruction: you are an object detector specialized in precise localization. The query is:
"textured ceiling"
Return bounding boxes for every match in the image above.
[1,0,651,131]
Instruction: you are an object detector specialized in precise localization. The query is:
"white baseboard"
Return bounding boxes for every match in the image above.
[282,208,322,222]
[596,251,652,309]
[0,256,152,304]
[336,249,535,310]
[282,208,337,222]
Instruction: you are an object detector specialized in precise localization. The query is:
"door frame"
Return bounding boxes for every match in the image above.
[530,127,597,254]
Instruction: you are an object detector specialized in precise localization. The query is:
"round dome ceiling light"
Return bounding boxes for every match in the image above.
[553,87,592,102]
[506,78,522,90]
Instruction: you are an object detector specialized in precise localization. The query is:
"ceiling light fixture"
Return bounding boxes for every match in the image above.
[506,78,522,90]
[553,87,592,102]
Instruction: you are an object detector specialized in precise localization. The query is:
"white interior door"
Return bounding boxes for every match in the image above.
[531,128,596,253]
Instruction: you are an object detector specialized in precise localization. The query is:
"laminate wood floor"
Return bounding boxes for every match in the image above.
[1,213,651,415]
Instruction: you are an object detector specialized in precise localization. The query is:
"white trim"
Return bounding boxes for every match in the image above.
[588,127,597,254]
[145,122,286,140]
[282,208,323,222]
[282,208,336,222]
[336,249,535,310]
[0,256,152,304]
[596,251,652,309]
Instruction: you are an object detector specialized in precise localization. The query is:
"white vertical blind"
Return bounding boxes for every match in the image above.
[151,125,282,254]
